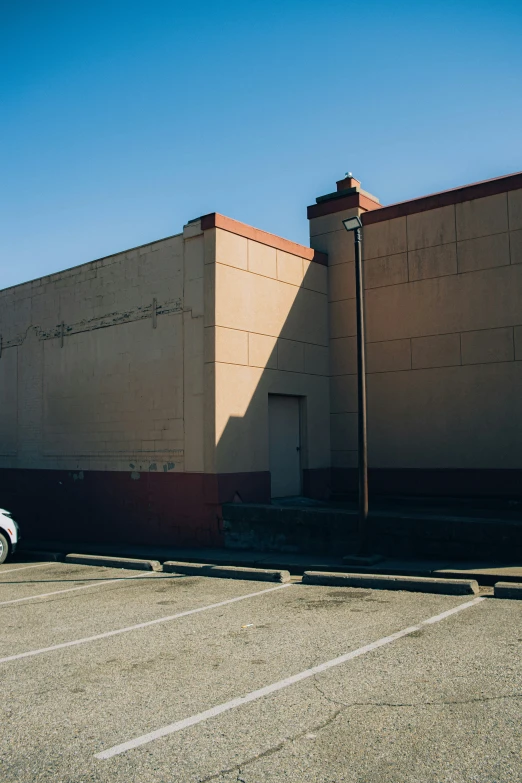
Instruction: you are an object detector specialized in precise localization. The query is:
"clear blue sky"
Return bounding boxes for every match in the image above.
[2,0,521,289]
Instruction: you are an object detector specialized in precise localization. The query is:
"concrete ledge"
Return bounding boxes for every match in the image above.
[223,501,522,561]
[303,571,479,595]
[163,561,291,583]
[494,582,522,599]
[65,554,162,572]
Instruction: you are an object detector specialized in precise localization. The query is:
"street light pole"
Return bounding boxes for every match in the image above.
[342,215,368,553]
[353,223,368,551]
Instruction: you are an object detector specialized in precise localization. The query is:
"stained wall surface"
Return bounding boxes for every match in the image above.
[310,182,522,489]
[0,222,220,545]
[0,226,209,474]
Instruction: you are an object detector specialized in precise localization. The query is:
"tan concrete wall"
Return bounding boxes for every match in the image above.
[0,224,209,474]
[310,189,522,470]
[206,227,330,475]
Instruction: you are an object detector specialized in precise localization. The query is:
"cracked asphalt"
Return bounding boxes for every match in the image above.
[1,557,521,782]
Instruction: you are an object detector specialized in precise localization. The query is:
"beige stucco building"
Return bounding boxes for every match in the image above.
[1,171,521,546]
[310,171,522,498]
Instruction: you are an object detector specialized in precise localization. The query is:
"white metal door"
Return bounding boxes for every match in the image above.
[268,395,301,498]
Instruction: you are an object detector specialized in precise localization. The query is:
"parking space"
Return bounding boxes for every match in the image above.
[0,562,290,658]
[0,561,150,607]
[1,558,521,782]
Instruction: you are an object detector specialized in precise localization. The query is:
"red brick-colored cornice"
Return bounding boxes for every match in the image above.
[199,213,328,265]
[362,171,522,226]
[307,191,382,220]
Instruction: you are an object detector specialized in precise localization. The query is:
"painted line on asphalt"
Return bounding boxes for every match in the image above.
[95,595,486,760]
[0,570,151,607]
[0,582,292,664]
[0,561,56,575]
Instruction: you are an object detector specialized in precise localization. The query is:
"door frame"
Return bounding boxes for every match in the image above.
[267,393,307,498]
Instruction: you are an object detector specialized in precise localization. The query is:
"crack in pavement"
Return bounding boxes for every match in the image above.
[196,710,343,783]
[312,678,522,709]
[197,681,522,783]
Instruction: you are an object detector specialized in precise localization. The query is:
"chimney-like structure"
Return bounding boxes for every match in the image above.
[335,173,362,192]
[306,173,381,489]
[307,172,381,261]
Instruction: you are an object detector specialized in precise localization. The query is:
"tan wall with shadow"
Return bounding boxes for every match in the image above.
[203,225,330,486]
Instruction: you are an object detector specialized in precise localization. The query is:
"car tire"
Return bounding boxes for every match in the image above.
[0,532,10,565]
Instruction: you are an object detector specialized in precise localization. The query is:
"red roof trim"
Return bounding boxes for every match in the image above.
[362,171,522,226]
[200,213,328,265]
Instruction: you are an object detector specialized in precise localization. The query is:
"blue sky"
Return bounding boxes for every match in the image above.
[1,0,521,288]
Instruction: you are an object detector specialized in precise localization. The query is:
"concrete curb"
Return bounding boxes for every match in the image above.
[64,554,162,572]
[19,541,522,586]
[163,561,291,583]
[494,582,522,599]
[303,571,479,595]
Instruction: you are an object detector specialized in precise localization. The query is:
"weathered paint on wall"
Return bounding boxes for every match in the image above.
[0,233,188,472]
[0,221,221,544]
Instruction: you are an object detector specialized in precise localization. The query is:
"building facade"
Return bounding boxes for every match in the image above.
[0,171,521,546]
[0,212,329,545]
[310,171,522,498]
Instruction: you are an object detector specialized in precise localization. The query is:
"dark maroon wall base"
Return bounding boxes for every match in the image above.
[211,471,271,505]
[0,469,221,547]
[0,469,271,548]
[332,468,522,499]
[303,468,331,500]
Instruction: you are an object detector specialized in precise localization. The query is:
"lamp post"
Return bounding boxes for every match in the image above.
[342,214,368,553]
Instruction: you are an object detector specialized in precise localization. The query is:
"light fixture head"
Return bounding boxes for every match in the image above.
[342,216,363,232]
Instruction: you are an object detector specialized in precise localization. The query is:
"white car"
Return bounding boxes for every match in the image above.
[0,509,19,564]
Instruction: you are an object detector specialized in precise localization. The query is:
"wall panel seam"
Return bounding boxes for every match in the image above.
[215,261,326,292]
[360,359,520,376]
[210,360,329,377]
[211,325,329,348]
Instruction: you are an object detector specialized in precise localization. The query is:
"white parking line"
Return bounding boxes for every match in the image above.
[0,561,56,575]
[0,582,292,664]
[0,570,150,607]
[95,595,486,760]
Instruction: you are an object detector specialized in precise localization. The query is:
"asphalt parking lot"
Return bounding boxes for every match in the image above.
[1,557,521,783]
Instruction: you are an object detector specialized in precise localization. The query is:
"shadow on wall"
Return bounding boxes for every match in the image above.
[211,254,331,509]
